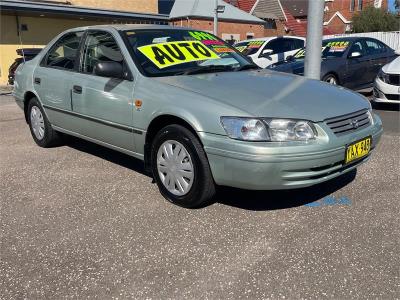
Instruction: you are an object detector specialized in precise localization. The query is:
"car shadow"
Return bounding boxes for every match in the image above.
[65,136,149,177]
[214,170,357,211]
[64,136,357,211]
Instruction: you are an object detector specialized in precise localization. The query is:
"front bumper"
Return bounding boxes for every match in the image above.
[372,77,400,104]
[201,114,383,190]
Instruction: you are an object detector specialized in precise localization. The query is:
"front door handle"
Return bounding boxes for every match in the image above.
[73,85,82,94]
[34,77,41,85]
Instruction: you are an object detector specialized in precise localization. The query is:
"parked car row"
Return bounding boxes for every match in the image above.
[234,36,399,103]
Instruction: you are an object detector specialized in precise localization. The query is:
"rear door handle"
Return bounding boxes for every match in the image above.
[34,77,41,85]
[73,85,82,94]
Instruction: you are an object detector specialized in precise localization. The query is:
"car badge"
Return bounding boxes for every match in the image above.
[351,119,359,129]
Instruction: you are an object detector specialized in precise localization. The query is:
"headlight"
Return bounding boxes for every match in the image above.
[220,117,317,142]
[378,70,390,83]
[220,117,269,141]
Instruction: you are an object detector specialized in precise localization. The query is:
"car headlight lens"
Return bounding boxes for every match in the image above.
[220,117,269,141]
[220,117,317,142]
[378,70,390,83]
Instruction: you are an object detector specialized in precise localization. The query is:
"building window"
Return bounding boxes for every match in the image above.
[350,0,355,11]
[357,0,363,10]
[264,19,277,29]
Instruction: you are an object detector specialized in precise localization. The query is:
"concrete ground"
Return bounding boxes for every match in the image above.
[0,95,399,299]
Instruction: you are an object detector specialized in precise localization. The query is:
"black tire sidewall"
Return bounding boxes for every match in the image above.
[27,98,54,147]
[323,74,338,84]
[150,125,213,208]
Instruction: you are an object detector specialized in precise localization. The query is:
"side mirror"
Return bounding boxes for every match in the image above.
[395,49,400,55]
[349,51,362,58]
[261,49,273,57]
[94,61,123,79]
[286,55,294,61]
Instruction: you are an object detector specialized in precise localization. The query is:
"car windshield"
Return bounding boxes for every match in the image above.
[292,40,351,60]
[123,29,254,77]
[233,40,265,56]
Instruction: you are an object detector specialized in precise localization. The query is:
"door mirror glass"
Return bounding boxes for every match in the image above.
[349,51,362,58]
[94,61,123,79]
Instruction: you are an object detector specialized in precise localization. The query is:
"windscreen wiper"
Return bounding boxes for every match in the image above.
[234,64,260,71]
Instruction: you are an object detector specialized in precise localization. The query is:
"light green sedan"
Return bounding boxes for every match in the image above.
[13,25,383,208]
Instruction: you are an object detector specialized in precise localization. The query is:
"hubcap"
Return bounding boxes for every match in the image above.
[326,77,337,85]
[157,140,194,196]
[30,106,45,140]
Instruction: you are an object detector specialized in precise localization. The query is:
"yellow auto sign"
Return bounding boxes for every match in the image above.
[138,41,220,69]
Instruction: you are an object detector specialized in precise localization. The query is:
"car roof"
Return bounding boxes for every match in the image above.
[322,36,363,43]
[68,24,193,32]
[236,36,305,44]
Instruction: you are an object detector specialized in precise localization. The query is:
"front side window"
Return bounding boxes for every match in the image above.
[349,41,366,55]
[81,31,124,74]
[45,32,83,70]
[293,40,351,60]
[124,29,254,77]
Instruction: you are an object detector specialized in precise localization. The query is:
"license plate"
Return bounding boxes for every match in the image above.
[345,136,372,164]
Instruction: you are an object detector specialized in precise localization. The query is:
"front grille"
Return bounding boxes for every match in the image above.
[387,74,400,86]
[385,93,400,101]
[325,109,371,136]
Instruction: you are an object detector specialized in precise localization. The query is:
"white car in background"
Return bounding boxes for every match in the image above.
[373,56,400,104]
[234,36,305,68]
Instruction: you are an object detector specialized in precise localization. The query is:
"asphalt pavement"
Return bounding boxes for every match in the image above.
[0,94,399,299]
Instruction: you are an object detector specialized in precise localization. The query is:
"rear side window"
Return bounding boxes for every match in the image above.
[44,32,83,70]
[80,31,124,74]
[365,39,387,55]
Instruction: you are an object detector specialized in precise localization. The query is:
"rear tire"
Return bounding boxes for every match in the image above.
[323,74,338,85]
[27,97,60,148]
[150,124,216,208]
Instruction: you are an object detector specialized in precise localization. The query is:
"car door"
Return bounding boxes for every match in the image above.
[33,31,84,127]
[345,40,370,89]
[364,39,391,84]
[257,38,284,68]
[69,30,135,152]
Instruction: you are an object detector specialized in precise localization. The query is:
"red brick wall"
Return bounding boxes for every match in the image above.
[170,18,264,41]
[324,0,388,34]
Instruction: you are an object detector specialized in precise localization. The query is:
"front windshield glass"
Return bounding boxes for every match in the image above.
[234,40,265,56]
[123,29,253,77]
[293,40,351,60]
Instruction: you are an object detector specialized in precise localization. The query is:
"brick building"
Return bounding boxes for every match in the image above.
[324,0,388,34]
[169,0,265,42]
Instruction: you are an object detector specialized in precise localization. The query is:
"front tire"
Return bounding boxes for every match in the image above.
[27,97,60,147]
[150,124,216,208]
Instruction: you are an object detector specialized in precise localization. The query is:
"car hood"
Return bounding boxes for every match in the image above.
[269,60,305,74]
[382,56,400,74]
[155,70,369,122]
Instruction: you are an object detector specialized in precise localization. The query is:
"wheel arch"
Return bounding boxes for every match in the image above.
[323,72,340,85]
[144,114,202,173]
[23,91,40,123]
